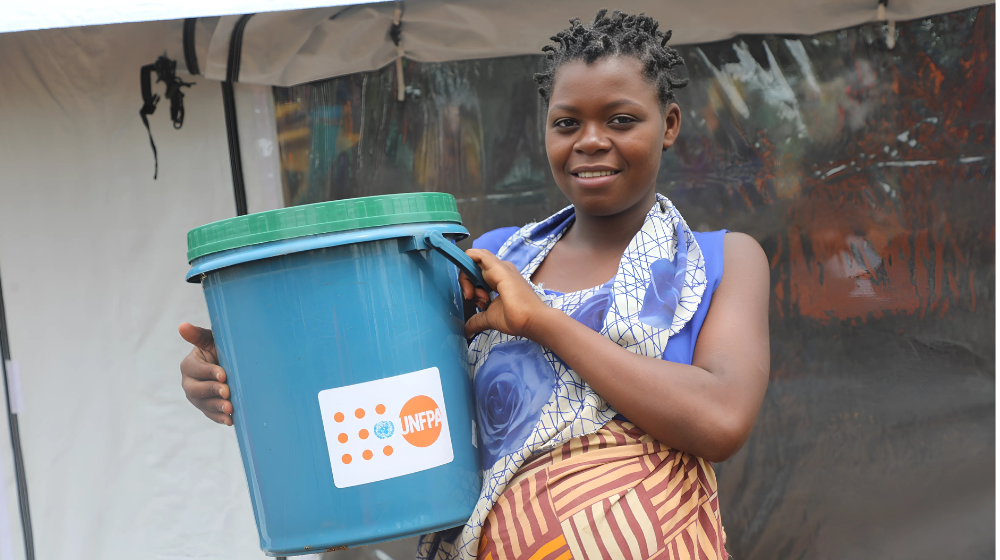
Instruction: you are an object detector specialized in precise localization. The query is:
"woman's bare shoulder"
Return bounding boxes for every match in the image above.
[720,232,769,293]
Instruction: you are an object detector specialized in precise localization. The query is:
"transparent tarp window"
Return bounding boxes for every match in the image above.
[266,7,994,559]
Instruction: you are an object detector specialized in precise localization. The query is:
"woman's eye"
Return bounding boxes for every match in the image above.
[553,118,578,128]
[610,115,637,125]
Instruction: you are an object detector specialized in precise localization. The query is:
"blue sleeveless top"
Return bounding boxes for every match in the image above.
[472,226,728,366]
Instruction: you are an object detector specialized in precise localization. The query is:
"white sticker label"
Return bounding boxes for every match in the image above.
[318,367,454,488]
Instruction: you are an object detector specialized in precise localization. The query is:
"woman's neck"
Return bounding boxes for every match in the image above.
[564,190,656,252]
[529,189,657,293]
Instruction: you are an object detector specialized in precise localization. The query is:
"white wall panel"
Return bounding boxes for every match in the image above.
[0,20,267,560]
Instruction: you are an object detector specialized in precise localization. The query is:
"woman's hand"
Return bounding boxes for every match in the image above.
[179,323,233,426]
[458,249,552,339]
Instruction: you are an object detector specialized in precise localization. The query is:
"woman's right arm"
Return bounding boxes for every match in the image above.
[179,323,234,426]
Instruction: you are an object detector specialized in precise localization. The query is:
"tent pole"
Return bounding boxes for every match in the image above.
[0,266,35,560]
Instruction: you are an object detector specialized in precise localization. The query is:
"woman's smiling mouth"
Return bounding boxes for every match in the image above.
[574,170,620,178]
[570,168,622,188]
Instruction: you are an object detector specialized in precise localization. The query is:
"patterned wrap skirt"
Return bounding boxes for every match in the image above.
[476,419,728,560]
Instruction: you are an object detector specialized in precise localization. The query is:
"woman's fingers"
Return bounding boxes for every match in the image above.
[460,272,492,308]
[182,369,233,426]
[203,410,234,426]
[473,287,491,309]
[179,322,231,425]
[179,323,219,364]
[182,376,230,400]
[181,350,226,382]
[179,322,215,351]
[197,397,233,415]
[466,249,522,288]
[465,306,494,338]
[465,248,501,270]
[458,271,475,300]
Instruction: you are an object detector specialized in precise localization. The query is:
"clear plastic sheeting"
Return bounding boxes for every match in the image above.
[273,7,995,559]
[234,83,287,214]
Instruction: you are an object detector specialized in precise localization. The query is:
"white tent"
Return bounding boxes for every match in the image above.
[0,1,989,559]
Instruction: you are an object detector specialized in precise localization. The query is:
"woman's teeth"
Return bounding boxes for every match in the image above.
[576,170,618,178]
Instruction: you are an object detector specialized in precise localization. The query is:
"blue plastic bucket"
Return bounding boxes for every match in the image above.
[186,194,484,556]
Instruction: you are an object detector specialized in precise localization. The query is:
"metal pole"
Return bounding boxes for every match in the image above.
[0,265,35,560]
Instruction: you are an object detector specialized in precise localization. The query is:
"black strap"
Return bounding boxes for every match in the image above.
[139,63,161,178]
[390,15,402,47]
[0,267,35,560]
[227,14,254,82]
[222,14,254,216]
[138,56,194,179]
[183,18,200,76]
[221,82,247,216]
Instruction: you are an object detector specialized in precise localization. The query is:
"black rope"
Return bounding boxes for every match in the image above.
[183,19,201,76]
[222,14,254,216]
[390,16,402,47]
[139,55,194,179]
[0,266,34,560]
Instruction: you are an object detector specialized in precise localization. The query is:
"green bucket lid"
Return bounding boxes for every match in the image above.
[186,192,463,262]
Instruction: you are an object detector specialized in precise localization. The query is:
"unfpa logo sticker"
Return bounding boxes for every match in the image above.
[400,395,443,447]
[318,367,454,488]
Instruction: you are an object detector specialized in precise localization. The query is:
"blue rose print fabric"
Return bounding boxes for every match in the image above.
[473,340,555,467]
[638,220,689,329]
[417,194,707,560]
[566,282,612,332]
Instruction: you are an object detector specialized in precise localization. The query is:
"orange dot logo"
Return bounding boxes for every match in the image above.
[355,408,365,419]
[342,454,352,464]
[383,445,393,456]
[337,433,348,444]
[359,429,369,440]
[334,412,344,423]
[375,404,386,415]
[399,395,443,448]
[362,450,373,460]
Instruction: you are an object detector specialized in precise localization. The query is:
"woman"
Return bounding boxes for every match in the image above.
[180,10,769,560]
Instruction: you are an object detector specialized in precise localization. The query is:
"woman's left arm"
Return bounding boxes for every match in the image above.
[462,233,770,462]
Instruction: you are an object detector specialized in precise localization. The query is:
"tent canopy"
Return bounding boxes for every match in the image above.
[194,0,989,86]
[7,0,987,85]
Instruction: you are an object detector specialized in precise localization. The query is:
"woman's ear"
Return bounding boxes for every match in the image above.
[662,103,682,151]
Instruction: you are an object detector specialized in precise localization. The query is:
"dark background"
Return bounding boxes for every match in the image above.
[273,7,995,559]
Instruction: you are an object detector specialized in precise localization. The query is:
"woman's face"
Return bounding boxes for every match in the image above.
[545,56,681,217]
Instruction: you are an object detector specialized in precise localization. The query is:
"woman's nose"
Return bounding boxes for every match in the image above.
[574,123,612,154]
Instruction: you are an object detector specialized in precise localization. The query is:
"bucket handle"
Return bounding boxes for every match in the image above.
[423,231,490,293]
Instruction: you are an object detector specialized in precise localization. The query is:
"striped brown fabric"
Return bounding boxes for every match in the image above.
[477,419,727,560]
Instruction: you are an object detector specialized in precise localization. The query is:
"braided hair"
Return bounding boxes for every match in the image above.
[534,9,688,110]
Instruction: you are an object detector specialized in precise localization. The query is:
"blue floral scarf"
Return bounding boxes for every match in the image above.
[417,194,707,560]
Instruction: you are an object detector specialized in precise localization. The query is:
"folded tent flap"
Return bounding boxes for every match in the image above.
[196,0,990,87]
[202,6,398,84]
